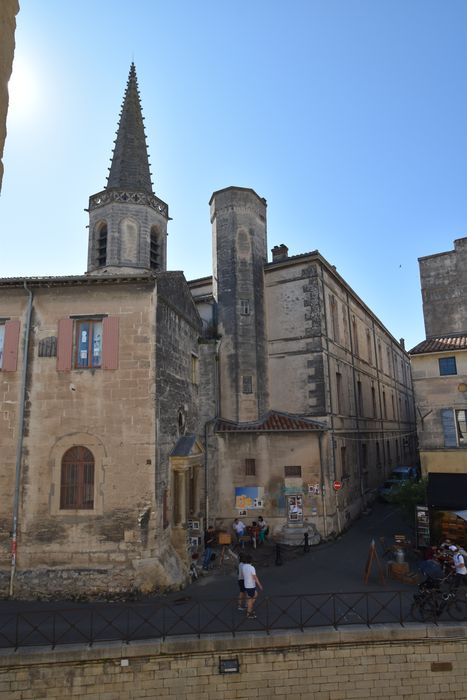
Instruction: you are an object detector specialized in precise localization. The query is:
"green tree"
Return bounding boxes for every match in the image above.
[389,477,428,521]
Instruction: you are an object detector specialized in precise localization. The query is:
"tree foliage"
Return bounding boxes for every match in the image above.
[388,477,428,521]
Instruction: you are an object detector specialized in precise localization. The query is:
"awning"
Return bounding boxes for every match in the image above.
[454,510,467,522]
[427,473,467,510]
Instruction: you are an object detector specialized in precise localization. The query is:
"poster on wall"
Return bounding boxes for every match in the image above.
[235,486,264,510]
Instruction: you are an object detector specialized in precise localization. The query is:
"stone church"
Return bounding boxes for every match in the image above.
[0,65,416,598]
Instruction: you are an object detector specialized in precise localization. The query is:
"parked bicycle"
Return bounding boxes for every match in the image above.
[411,572,467,622]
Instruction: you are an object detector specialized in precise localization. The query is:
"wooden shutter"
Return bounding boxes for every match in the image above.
[57,318,73,371]
[441,408,458,448]
[2,320,20,372]
[102,316,119,370]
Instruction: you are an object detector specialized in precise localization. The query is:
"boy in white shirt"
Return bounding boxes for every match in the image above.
[242,554,263,619]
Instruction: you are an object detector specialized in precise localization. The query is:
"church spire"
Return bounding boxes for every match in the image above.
[87,64,169,276]
[106,63,153,194]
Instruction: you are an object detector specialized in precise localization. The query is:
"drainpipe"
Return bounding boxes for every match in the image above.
[9,282,33,597]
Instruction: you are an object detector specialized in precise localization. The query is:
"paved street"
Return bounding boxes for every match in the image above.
[0,502,427,649]
[170,501,418,603]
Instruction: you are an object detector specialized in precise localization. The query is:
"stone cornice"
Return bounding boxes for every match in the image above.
[88,188,169,219]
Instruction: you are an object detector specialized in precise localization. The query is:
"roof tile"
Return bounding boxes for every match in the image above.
[215,410,326,433]
[409,334,467,355]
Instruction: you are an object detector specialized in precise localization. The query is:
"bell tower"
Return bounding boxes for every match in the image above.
[87,63,168,275]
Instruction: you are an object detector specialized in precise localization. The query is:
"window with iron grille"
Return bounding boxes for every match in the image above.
[242,375,252,394]
[245,458,256,476]
[240,299,250,315]
[60,446,95,509]
[284,465,301,477]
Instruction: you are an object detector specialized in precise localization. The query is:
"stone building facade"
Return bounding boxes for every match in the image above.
[0,64,416,598]
[192,202,416,539]
[410,238,467,547]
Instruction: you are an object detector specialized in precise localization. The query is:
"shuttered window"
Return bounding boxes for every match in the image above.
[60,446,95,509]
[442,409,467,447]
[57,316,119,371]
[441,408,458,448]
[1,320,20,372]
[439,357,457,376]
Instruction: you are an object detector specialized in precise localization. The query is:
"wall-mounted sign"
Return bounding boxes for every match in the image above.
[235,486,264,510]
[308,483,320,495]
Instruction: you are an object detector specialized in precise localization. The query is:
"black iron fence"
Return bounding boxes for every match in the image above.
[0,590,465,651]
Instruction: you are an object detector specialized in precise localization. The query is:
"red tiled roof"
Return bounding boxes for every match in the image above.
[409,335,467,355]
[215,410,327,433]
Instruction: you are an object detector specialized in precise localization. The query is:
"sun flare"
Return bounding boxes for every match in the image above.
[8,55,40,119]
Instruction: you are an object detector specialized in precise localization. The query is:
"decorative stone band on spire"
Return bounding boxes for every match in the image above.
[89,188,169,219]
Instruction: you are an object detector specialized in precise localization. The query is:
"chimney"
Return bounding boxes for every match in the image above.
[271,244,289,262]
[399,338,405,349]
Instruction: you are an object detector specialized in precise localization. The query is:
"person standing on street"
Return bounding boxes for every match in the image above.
[202,526,216,571]
[237,552,247,611]
[242,553,263,619]
[232,518,246,542]
[450,545,467,589]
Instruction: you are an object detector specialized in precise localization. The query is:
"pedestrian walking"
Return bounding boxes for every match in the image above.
[237,552,247,611]
[242,553,263,619]
[450,545,467,589]
[202,526,216,571]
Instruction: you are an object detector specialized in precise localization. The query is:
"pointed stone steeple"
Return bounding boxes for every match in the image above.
[107,63,153,194]
[87,64,168,276]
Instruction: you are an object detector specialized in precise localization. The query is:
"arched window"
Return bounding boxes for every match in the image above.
[60,446,95,509]
[150,227,160,270]
[97,223,108,266]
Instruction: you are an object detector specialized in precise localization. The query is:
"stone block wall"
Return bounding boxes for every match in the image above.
[0,625,466,699]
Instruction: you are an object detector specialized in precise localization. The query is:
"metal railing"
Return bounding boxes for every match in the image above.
[0,590,465,651]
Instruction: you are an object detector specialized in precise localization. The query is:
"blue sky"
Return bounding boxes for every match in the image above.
[2,1,467,350]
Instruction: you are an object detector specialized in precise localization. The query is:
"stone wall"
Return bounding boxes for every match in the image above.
[419,237,467,338]
[0,276,197,599]
[0,0,19,192]
[1,625,466,699]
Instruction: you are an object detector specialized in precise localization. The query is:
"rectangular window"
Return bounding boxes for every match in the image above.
[340,445,347,476]
[336,372,343,413]
[371,386,377,417]
[191,354,199,384]
[0,324,4,369]
[439,357,457,376]
[357,380,363,416]
[245,458,256,476]
[440,408,467,447]
[240,299,250,315]
[376,441,381,466]
[456,410,467,445]
[75,319,103,368]
[242,375,253,394]
[284,465,302,477]
[330,296,339,343]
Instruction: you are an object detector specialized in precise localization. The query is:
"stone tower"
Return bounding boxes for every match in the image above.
[87,63,168,275]
[210,186,269,422]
